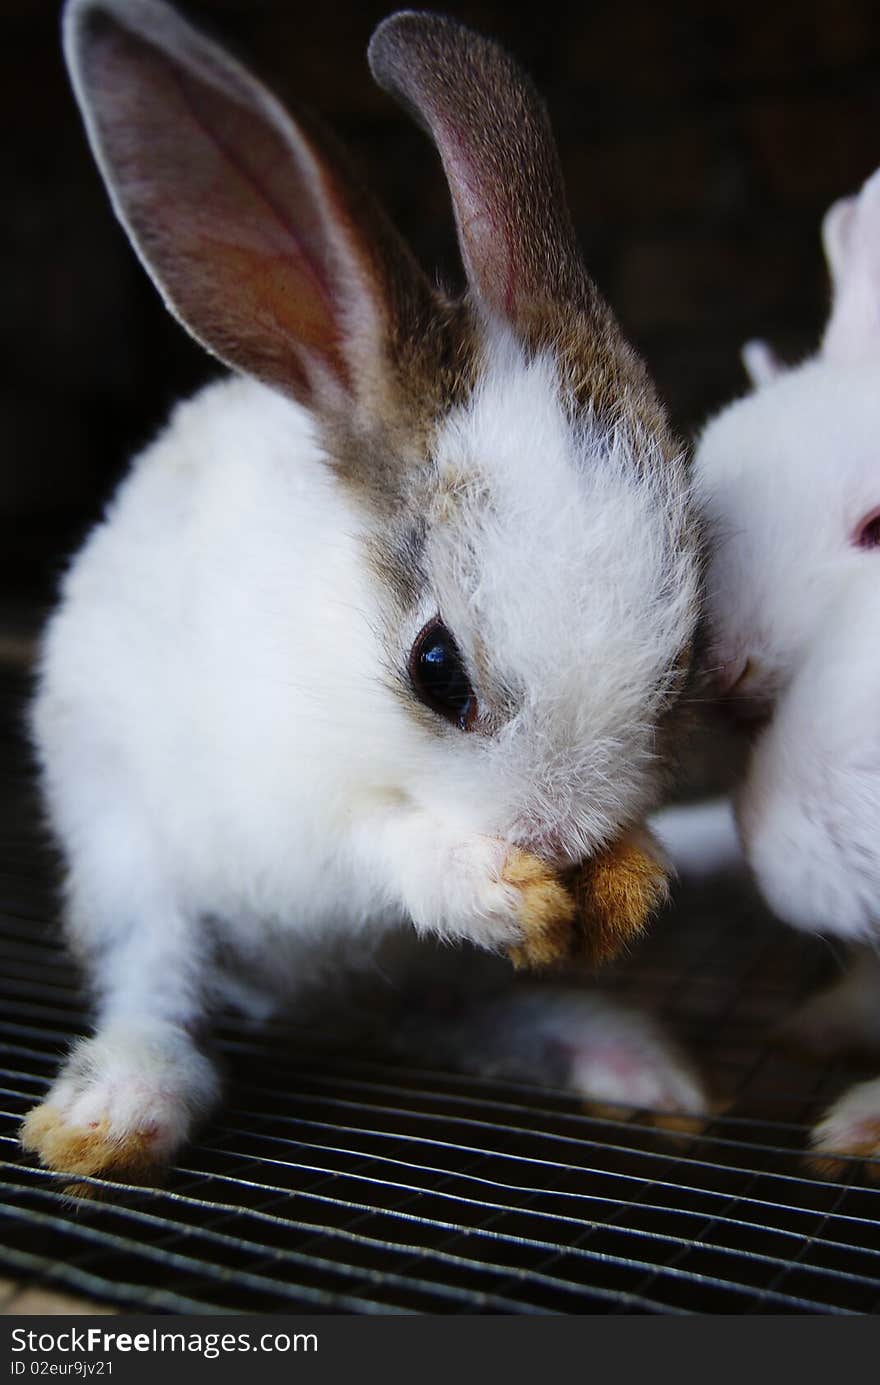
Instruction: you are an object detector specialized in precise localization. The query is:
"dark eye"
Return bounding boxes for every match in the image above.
[409,619,477,731]
[855,506,880,549]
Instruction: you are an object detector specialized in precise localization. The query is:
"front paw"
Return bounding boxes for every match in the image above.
[20,1025,218,1184]
[412,836,574,963]
[502,849,577,970]
[408,829,663,971]
[506,832,670,971]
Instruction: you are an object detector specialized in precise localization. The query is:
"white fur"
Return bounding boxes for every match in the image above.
[33,1022,219,1162]
[35,340,694,994]
[694,350,880,943]
[812,1076,880,1168]
[741,339,784,389]
[420,333,698,861]
[695,360,880,722]
[32,353,702,1159]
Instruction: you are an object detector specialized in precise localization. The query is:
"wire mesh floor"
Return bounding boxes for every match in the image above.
[1,661,879,1315]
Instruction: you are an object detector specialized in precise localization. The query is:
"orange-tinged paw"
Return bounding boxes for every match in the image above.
[503,849,577,970]
[20,1101,166,1186]
[571,834,669,966]
[809,1078,880,1180]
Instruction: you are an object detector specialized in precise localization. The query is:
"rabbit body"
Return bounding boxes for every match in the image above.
[36,357,694,986]
[21,0,704,1181]
[34,378,396,985]
[654,168,880,1171]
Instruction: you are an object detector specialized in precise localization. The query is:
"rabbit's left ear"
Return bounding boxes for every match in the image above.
[741,339,785,389]
[62,0,443,418]
[821,169,880,364]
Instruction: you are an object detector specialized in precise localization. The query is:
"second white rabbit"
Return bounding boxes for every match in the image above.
[656,165,880,1171]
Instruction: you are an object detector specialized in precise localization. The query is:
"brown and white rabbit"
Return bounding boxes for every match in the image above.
[21,0,704,1182]
[654,168,880,1171]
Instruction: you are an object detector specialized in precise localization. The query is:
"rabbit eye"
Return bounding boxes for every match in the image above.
[855,507,880,550]
[409,619,477,731]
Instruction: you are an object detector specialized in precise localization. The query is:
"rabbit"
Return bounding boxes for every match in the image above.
[652,166,880,1172]
[19,0,705,1184]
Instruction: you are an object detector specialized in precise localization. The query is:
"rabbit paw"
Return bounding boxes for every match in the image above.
[427,837,575,963]
[570,1032,707,1126]
[462,989,708,1124]
[505,834,669,971]
[20,1024,218,1184]
[502,849,577,970]
[810,1077,880,1179]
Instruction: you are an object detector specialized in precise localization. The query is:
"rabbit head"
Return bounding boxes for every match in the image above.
[693,168,880,938]
[63,0,700,929]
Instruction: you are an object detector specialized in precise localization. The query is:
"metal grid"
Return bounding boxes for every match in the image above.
[1,665,879,1315]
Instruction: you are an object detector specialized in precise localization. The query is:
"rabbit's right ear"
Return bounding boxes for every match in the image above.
[368,12,590,331]
[62,0,440,414]
[821,169,880,365]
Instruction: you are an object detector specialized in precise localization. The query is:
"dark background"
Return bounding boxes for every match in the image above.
[4,0,880,614]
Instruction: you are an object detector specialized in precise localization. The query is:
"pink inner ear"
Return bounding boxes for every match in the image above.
[80,15,382,404]
[431,107,530,318]
[853,505,880,549]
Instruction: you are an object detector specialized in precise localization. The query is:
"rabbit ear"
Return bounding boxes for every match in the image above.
[63,0,441,414]
[821,169,880,365]
[368,12,589,328]
[822,195,858,289]
[741,339,785,389]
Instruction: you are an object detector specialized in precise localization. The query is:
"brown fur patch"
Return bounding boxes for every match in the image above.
[328,299,482,516]
[514,295,677,453]
[20,1102,166,1183]
[503,834,669,973]
[503,848,578,970]
[569,835,670,968]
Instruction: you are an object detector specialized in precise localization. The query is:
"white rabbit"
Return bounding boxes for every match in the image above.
[20,0,704,1182]
[654,166,880,1171]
